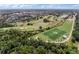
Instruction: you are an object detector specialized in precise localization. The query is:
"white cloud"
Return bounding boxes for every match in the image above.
[0,4,79,9]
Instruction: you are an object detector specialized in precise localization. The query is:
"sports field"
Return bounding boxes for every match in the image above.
[43,28,66,40]
[34,20,73,42]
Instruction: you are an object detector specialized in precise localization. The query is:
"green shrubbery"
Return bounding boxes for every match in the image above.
[0,23,14,28]
[0,29,77,54]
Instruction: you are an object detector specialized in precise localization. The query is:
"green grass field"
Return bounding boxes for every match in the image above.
[0,15,74,43]
[43,28,66,40]
[34,20,73,42]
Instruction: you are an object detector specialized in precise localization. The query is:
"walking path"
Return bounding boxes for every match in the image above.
[0,15,76,44]
[50,15,76,44]
[77,42,79,53]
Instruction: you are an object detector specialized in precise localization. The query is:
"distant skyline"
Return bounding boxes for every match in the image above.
[0,4,79,9]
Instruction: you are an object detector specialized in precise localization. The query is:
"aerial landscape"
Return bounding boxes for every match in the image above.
[0,4,79,54]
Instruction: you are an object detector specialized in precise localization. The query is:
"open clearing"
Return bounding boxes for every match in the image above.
[0,15,75,43]
[33,19,73,42]
[0,15,59,32]
[43,28,66,40]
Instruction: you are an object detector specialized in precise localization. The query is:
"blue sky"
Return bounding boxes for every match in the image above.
[0,4,79,9]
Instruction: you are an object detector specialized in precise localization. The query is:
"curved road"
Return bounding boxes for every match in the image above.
[50,15,76,44]
[0,15,76,44]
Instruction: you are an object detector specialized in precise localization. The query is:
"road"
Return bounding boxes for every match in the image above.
[50,15,76,44]
[77,42,79,53]
[0,15,76,44]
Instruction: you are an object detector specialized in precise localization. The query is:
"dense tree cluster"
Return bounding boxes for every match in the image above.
[73,14,79,42]
[0,29,77,54]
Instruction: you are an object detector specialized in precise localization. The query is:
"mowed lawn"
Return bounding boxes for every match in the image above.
[34,20,73,42]
[43,29,66,40]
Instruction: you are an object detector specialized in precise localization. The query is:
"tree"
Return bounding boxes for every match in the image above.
[39,26,42,30]
[27,23,33,25]
[43,19,49,23]
[36,46,47,54]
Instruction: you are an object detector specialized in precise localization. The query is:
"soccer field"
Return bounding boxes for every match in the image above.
[43,28,66,40]
[34,20,73,42]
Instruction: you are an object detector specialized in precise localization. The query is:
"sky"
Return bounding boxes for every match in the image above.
[0,4,79,9]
